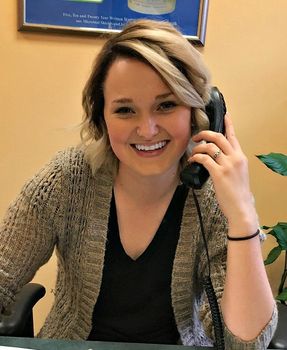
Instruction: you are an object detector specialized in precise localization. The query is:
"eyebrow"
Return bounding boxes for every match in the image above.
[111,92,173,104]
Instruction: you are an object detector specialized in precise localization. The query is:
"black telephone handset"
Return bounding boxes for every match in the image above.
[180,87,227,189]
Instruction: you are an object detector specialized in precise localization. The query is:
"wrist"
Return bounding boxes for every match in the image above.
[227,208,259,236]
[227,229,260,241]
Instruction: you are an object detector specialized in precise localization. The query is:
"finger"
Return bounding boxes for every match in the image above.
[190,142,225,164]
[224,114,241,150]
[192,131,233,155]
[189,153,220,176]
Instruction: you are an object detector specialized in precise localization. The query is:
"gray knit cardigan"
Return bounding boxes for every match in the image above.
[0,147,277,349]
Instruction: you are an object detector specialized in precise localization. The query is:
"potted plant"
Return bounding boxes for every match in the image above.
[256,153,287,348]
[256,152,287,305]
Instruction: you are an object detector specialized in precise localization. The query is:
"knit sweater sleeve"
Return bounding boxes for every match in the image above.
[0,151,65,310]
[197,180,278,349]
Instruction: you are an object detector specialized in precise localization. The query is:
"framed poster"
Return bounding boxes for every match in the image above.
[18,0,209,45]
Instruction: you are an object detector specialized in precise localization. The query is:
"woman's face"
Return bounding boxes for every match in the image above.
[103,57,191,178]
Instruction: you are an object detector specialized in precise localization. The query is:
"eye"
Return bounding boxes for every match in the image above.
[157,100,178,112]
[114,106,135,116]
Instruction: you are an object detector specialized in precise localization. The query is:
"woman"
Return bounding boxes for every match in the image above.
[0,20,277,348]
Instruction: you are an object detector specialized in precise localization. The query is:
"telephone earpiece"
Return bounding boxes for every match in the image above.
[180,87,227,189]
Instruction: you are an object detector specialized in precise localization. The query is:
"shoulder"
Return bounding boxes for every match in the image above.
[46,146,95,182]
[51,146,87,171]
[51,146,113,190]
[19,147,92,205]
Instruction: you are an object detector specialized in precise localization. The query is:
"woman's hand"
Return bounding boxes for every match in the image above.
[188,114,258,234]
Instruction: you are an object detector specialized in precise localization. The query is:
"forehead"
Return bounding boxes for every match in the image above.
[103,57,170,99]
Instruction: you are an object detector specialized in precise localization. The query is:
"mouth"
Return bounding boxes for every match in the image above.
[131,140,168,152]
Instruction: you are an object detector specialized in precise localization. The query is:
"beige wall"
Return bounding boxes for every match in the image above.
[1,1,286,333]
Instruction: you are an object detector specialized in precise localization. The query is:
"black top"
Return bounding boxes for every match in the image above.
[88,184,188,344]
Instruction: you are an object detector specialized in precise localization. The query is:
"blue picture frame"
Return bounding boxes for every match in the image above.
[18,0,209,45]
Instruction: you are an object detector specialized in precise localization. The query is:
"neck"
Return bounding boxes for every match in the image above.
[114,165,180,206]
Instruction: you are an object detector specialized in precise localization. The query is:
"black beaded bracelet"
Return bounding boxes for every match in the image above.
[227,229,260,241]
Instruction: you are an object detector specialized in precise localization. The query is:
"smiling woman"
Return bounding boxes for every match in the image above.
[102,58,191,178]
[0,19,277,349]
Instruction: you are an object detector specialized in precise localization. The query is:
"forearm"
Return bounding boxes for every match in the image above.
[221,228,275,341]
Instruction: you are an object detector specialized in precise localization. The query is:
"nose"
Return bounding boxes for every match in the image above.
[136,116,159,139]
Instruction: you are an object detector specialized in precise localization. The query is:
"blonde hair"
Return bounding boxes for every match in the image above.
[81,19,211,176]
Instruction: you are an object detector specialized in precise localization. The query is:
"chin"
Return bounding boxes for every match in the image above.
[133,163,179,178]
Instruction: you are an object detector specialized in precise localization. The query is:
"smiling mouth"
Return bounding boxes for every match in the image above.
[132,141,168,152]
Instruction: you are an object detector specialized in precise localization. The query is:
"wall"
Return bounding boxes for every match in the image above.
[1,1,286,333]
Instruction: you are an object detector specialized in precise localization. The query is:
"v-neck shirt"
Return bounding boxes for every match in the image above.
[88,184,189,344]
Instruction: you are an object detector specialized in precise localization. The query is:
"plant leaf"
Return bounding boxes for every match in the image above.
[262,225,272,230]
[276,287,287,302]
[268,224,287,250]
[256,153,287,176]
[262,222,287,231]
[264,245,282,265]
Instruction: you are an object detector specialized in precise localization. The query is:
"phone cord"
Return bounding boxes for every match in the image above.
[191,188,225,350]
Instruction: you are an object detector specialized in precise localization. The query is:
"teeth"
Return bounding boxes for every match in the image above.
[135,141,167,151]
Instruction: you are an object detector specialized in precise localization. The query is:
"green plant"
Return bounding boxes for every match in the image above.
[256,153,287,304]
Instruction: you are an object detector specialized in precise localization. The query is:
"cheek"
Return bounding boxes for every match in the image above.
[176,130,191,156]
[105,121,129,156]
[171,115,192,147]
